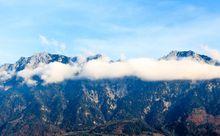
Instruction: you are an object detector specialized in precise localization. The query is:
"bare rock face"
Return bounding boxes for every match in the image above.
[187,108,220,126]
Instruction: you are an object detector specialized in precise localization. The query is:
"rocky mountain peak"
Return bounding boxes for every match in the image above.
[160,50,220,65]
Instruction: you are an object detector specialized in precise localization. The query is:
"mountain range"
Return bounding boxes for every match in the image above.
[0,50,220,136]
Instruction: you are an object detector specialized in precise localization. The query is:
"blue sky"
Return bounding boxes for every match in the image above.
[0,0,220,63]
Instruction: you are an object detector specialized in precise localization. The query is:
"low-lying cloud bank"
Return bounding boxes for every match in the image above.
[16,57,220,85]
[18,62,79,85]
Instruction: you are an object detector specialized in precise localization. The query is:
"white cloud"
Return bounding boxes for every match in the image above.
[39,35,67,52]
[0,70,14,81]
[17,56,220,85]
[80,58,220,81]
[18,62,79,85]
[0,65,15,81]
[202,45,220,61]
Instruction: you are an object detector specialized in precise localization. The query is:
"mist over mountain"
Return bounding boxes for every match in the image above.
[0,51,220,135]
[2,50,220,86]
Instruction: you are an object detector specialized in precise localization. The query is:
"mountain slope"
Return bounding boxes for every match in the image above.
[0,51,220,135]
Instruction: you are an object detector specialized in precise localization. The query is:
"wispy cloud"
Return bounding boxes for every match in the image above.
[1,1,220,63]
[75,15,220,58]
[39,35,67,52]
[202,45,220,61]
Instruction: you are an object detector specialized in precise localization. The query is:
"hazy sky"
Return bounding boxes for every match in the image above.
[0,0,220,63]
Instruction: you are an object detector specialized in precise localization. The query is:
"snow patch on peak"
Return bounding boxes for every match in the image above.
[27,52,52,67]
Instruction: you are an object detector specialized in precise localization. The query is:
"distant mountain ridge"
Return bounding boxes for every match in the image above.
[0,53,103,82]
[0,52,103,71]
[1,50,219,86]
[1,50,219,73]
